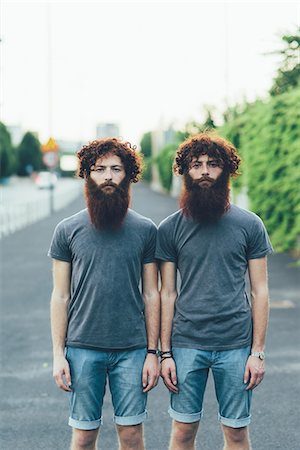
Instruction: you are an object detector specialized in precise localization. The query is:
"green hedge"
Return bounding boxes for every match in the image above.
[146,88,300,254]
[221,87,300,253]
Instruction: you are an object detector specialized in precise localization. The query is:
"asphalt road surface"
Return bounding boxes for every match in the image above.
[1,182,299,450]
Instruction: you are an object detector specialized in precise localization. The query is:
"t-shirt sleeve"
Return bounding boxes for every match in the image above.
[155,220,177,262]
[247,216,273,260]
[48,221,72,262]
[143,223,157,264]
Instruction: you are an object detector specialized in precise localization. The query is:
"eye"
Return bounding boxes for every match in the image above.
[208,161,218,168]
[192,162,201,169]
[112,167,122,172]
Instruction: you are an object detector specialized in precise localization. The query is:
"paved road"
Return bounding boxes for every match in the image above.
[1,182,299,450]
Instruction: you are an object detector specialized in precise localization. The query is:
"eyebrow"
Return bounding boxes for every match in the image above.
[192,158,218,162]
[93,164,123,168]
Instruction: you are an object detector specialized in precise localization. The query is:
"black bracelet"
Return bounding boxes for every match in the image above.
[147,349,158,355]
[159,350,173,357]
[160,355,174,363]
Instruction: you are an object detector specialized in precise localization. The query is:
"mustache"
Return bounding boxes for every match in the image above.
[99,181,119,188]
[196,176,215,183]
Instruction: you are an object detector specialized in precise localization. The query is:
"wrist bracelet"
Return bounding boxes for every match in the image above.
[160,355,174,363]
[147,349,158,355]
[159,350,173,357]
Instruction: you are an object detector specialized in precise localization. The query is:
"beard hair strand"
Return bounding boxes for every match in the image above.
[180,173,230,223]
[84,177,130,230]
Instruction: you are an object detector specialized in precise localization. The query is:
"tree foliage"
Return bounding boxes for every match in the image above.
[17,132,43,176]
[270,27,300,96]
[0,122,16,178]
[177,109,217,142]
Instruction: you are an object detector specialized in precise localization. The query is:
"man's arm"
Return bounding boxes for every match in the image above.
[141,262,160,392]
[50,259,72,392]
[160,261,178,393]
[244,256,270,390]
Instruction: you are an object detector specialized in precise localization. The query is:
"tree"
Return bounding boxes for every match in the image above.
[0,122,16,179]
[270,27,300,96]
[202,107,216,130]
[17,132,42,176]
[140,131,153,182]
[177,107,217,142]
[140,131,152,158]
[154,143,178,192]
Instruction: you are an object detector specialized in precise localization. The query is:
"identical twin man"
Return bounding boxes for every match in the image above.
[49,133,273,450]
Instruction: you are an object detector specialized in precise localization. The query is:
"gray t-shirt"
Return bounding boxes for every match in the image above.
[48,208,157,351]
[156,204,273,351]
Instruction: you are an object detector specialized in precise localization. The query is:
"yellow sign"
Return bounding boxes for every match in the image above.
[42,137,59,153]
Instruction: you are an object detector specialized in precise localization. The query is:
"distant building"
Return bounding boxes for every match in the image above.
[96,123,120,139]
[163,126,176,146]
[56,139,84,154]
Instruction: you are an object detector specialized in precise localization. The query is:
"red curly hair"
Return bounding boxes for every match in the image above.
[77,137,143,183]
[174,132,241,177]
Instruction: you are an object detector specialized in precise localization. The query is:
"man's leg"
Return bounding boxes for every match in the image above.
[116,424,145,450]
[169,420,199,450]
[71,428,99,450]
[167,348,210,450]
[212,347,252,450]
[109,349,148,448]
[222,425,251,450]
[66,348,108,448]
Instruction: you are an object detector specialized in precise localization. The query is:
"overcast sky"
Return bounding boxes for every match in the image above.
[1,0,299,145]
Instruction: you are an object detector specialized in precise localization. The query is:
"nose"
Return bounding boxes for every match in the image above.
[201,163,209,176]
[104,169,113,181]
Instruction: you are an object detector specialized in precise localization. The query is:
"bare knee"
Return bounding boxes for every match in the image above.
[171,421,199,448]
[222,426,250,448]
[117,424,144,450]
[71,428,99,450]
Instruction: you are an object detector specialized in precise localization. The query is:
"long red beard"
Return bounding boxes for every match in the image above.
[180,172,230,223]
[84,177,130,230]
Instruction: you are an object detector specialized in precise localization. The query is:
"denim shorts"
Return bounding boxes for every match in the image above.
[170,346,252,428]
[66,346,148,430]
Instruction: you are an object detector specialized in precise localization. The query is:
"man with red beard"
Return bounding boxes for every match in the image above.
[156,132,273,450]
[48,138,160,450]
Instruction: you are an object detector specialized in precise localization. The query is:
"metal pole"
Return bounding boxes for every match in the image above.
[47,4,54,214]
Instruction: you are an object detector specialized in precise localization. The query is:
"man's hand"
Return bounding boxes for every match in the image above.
[142,354,160,392]
[53,355,72,392]
[244,355,265,390]
[160,357,178,393]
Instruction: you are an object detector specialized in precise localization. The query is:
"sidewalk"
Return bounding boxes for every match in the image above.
[0,182,299,450]
[0,176,82,238]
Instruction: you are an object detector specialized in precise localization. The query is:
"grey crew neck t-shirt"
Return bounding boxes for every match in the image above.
[155,204,273,351]
[48,208,157,351]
